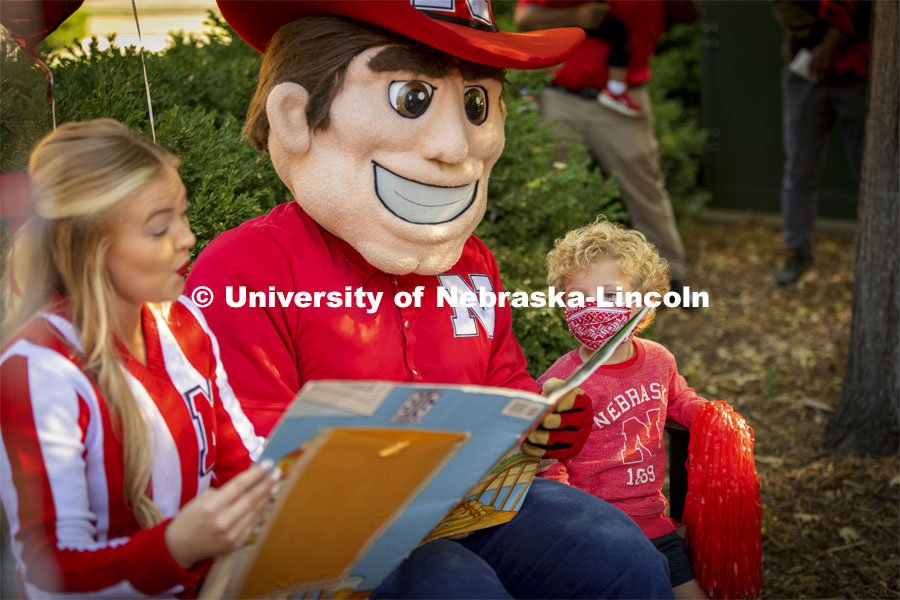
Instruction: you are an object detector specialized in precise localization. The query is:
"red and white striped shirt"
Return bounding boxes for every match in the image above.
[0,296,263,598]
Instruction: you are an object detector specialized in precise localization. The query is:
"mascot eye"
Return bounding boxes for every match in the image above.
[463,86,488,125]
[389,80,434,118]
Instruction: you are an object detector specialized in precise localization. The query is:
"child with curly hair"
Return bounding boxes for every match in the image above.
[539,217,708,599]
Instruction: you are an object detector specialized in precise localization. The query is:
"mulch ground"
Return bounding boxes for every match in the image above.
[650,218,900,599]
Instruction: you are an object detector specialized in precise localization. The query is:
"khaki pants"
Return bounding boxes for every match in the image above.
[539,86,687,280]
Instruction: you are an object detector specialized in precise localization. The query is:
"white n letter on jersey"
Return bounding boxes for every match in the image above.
[620,408,662,465]
[437,273,495,339]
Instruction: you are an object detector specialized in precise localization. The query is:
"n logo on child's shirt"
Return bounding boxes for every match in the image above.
[620,408,662,464]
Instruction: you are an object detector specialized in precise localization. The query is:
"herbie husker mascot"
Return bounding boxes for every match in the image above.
[187,1,673,597]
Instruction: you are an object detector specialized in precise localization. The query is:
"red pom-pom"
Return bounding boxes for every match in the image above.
[682,401,762,599]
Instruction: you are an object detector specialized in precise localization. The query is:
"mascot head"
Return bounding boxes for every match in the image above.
[219,0,583,275]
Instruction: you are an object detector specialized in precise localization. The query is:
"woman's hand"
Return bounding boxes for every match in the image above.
[164,460,281,569]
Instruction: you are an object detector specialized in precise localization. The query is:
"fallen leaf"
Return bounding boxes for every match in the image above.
[838,526,860,544]
[755,455,784,467]
[842,480,866,493]
[800,399,835,413]
[793,513,820,523]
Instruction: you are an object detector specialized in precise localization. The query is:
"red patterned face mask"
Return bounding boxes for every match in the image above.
[563,302,632,350]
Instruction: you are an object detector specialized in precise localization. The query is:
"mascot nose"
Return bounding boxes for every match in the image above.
[419,103,469,165]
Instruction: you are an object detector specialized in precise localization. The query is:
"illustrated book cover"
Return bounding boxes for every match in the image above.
[200,307,649,599]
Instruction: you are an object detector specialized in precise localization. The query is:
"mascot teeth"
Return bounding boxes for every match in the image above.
[374,162,477,225]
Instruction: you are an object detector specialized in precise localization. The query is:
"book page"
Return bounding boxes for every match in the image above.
[204,428,468,598]
[202,381,556,598]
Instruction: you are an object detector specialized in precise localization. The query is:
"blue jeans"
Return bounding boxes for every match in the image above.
[372,478,673,599]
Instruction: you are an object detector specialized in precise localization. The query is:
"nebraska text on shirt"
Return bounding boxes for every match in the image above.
[593,382,669,429]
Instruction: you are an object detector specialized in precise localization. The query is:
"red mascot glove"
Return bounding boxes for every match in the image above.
[522,378,592,460]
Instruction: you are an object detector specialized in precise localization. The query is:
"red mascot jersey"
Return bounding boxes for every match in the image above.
[186,201,538,437]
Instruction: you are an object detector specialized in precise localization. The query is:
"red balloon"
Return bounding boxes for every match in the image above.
[0,0,84,51]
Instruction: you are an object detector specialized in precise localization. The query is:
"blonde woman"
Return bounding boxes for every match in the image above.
[0,119,277,597]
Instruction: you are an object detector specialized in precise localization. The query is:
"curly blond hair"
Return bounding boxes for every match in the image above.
[546,217,670,332]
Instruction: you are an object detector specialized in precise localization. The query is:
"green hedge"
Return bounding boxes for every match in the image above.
[1,14,706,376]
[650,23,711,226]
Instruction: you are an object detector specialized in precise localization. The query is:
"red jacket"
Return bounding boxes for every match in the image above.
[516,0,667,89]
[819,0,869,78]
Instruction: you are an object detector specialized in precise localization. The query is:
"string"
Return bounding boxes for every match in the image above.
[130,0,156,143]
[23,46,55,130]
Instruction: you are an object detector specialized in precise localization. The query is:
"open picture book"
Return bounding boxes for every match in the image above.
[200,308,649,599]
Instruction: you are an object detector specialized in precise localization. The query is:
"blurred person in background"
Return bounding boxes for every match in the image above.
[514,0,698,306]
[772,0,869,285]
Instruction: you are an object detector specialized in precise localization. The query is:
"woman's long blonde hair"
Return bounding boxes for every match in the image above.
[3,119,180,528]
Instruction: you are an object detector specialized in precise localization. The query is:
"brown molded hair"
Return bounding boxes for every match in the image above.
[243,16,506,151]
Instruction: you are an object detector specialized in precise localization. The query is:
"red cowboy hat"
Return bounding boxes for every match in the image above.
[216,0,585,69]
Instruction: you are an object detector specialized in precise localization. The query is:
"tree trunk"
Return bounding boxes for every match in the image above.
[824,0,899,456]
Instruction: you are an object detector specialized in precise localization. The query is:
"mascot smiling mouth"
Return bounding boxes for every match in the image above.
[373,162,478,225]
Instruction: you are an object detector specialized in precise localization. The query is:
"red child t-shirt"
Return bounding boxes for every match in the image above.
[538,337,707,539]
